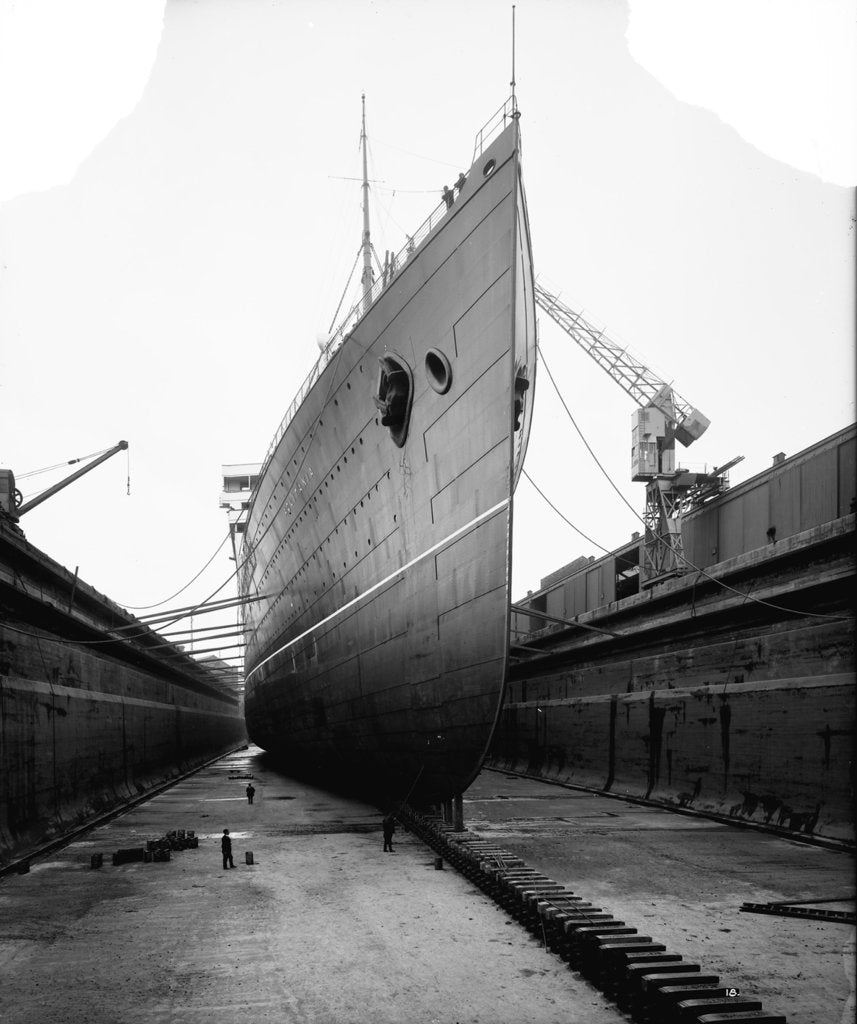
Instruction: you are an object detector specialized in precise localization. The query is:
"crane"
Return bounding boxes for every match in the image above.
[534,281,739,586]
[0,441,129,524]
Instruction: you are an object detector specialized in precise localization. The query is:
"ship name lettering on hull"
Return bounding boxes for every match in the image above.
[284,466,314,517]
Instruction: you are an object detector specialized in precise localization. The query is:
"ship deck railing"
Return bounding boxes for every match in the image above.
[256,96,516,483]
[257,198,449,478]
[472,97,516,161]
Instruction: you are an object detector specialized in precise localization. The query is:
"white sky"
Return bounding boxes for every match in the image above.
[0,0,854,666]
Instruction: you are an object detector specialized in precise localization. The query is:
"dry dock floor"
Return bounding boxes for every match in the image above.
[467,770,855,1024]
[0,747,852,1024]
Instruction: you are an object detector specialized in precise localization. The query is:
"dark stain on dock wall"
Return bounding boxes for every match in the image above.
[646,691,666,799]
[719,697,731,788]
[605,695,617,791]
[820,723,832,769]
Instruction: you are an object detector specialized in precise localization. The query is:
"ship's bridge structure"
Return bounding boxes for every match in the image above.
[220,463,261,563]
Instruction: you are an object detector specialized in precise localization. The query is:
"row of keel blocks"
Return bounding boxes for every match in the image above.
[396,805,787,1024]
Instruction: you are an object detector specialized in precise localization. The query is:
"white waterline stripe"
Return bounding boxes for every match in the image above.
[246,497,511,683]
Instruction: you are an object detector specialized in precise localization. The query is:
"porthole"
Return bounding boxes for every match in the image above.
[425,348,452,394]
[483,158,496,177]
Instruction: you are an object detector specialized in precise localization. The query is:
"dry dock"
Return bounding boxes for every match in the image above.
[1,747,852,1024]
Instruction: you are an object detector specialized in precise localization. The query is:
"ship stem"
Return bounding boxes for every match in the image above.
[360,93,373,315]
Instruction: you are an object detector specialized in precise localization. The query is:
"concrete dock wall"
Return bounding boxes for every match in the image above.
[0,625,246,866]
[490,675,853,842]
[491,517,855,843]
[0,523,246,867]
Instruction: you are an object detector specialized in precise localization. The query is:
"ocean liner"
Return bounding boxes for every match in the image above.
[240,97,536,803]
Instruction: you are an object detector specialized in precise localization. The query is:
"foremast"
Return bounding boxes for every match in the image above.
[360,94,373,315]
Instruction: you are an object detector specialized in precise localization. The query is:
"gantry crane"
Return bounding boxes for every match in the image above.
[535,281,740,586]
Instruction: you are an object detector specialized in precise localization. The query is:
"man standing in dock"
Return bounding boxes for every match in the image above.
[221,828,235,869]
[382,813,395,853]
[246,783,255,805]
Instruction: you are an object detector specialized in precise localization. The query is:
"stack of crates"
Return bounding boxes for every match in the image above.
[145,839,171,862]
[109,828,198,865]
[163,829,199,851]
[112,847,146,866]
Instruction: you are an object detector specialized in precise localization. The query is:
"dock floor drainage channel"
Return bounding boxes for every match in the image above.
[398,805,788,1024]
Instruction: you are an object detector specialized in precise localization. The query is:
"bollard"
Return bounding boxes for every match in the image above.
[452,793,464,832]
[434,856,443,870]
[245,851,254,865]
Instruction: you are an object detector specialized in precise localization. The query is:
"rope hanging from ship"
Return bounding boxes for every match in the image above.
[114,532,232,610]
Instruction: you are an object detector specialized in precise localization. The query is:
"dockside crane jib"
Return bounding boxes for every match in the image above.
[534,280,740,587]
[0,440,129,525]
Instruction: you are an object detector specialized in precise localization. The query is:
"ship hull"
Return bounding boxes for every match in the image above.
[242,113,536,804]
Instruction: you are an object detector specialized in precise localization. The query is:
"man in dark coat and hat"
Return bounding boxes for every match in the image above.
[221,828,235,869]
[382,814,395,853]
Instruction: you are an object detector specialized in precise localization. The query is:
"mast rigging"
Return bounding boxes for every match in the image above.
[360,94,374,314]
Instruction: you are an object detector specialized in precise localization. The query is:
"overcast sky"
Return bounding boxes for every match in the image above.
[1,0,854,666]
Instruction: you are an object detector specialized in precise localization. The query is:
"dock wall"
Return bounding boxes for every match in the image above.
[489,516,855,843]
[0,525,246,868]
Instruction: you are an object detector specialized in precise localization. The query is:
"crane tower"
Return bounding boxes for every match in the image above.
[535,282,737,587]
